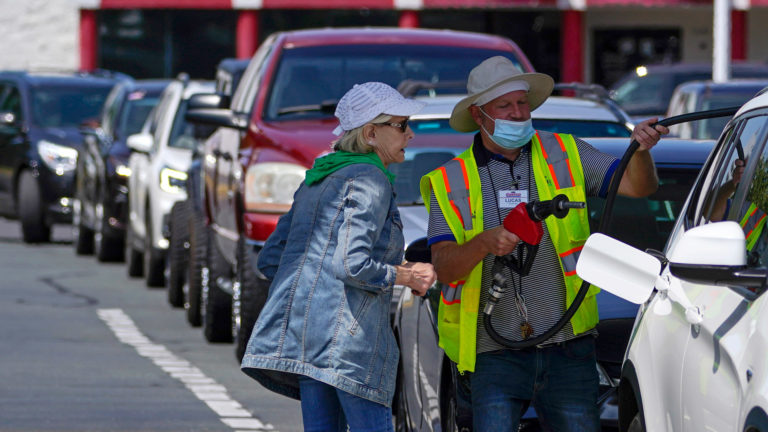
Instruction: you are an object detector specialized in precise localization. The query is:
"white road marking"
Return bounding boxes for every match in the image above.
[98,308,275,431]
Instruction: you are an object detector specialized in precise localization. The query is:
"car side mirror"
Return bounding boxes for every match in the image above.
[404,237,431,264]
[667,221,767,299]
[0,111,20,130]
[127,133,153,153]
[186,108,247,131]
[188,93,225,110]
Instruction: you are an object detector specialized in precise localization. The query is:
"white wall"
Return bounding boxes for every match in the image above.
[0,0,81,71]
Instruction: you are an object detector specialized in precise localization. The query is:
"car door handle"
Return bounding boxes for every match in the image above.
[213,149,233,161]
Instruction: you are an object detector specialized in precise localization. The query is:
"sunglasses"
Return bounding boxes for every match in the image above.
[378,119,409,133]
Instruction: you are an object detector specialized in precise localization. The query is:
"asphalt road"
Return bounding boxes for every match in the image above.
[0,218,302,432]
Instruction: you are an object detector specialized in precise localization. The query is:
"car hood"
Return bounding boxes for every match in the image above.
[258,120,470,167]
[35,126,86,150]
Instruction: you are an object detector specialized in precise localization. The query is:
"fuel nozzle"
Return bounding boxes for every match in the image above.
[527,194,586,222]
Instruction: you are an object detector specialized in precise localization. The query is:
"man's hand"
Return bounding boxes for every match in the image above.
[631,118,669,151]
[480,226,521,256]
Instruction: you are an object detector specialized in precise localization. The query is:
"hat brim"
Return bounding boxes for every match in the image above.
[449,73,555,133]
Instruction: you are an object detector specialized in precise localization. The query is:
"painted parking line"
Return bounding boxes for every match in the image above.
[98,308,275,432]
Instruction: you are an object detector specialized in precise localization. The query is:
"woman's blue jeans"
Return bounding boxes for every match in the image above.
[470,336,600,432]
[298,376,394,432]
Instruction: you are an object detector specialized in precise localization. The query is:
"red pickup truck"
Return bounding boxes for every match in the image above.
[187,27,534,359]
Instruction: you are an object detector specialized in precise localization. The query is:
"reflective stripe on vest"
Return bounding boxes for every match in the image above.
[441,280,465,305]
[438,158,473,231]
[740,203,766,251]
[559,246,583,277]
[537,131,576,189]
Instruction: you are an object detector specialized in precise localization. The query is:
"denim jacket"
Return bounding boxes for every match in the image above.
[241,163,404,407]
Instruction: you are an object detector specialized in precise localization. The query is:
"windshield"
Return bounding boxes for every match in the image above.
[265,45,527,121]
[31,85,112,128]
[694,90,764,139]
[409,118,631,138]
[119,95,160,138]
[390,148,460,205]
[610,74,667,116]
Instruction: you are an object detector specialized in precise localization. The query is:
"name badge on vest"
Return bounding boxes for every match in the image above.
[499,190,528,208]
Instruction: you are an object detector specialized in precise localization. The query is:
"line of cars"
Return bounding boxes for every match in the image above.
[4,27,763,432]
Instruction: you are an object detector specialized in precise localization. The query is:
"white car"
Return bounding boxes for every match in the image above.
[126,77,215,287]
[577,88,768,431]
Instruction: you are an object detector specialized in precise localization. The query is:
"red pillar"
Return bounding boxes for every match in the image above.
[79,9,98,72]
[731,10,747,60]
[561,10,583,83]
[236,10,259,59]
[399,10,420,28]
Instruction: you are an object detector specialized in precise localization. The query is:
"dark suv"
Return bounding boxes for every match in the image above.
[0,70,126,242]
[73,79,168,260]
[187,27,534,357]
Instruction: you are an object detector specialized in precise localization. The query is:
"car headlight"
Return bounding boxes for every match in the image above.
[38,140,77,175]
[115,164,132,177]
[244,162,306,213]
[159,167,188,194]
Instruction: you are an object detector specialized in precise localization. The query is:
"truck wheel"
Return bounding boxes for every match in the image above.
[234,237,268,362]
[18,170,51,243]
[185,211,206,327]
[167,201,190,307]
[202,227,233,343]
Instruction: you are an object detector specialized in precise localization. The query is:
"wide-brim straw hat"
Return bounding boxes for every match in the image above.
[449,56,555,132]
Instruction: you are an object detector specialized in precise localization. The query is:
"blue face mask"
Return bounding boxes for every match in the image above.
[479,108,535,149]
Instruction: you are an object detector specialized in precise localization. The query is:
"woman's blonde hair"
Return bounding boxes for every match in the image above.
[332,114,392,153]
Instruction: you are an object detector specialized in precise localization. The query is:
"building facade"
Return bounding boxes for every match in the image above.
[0,0,766,88]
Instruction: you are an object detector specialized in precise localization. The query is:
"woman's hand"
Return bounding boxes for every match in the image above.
[395,262,437,297]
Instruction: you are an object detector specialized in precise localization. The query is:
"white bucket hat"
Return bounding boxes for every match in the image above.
[333,82,426,136]
[449,56,555,132]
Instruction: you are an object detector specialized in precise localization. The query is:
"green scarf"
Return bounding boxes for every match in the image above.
[304,151,395,186]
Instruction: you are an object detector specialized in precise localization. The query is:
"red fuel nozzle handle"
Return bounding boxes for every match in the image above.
[502,195,585,245]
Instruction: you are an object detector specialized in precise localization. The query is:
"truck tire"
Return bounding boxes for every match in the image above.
[125,222,144,277]
[144,211,165,288]
[185,211,206,327]
[167,201,191,307]
[202,227,233,343]
[72,196,94,255]
[94,201,124,262]
[234,237,269,362]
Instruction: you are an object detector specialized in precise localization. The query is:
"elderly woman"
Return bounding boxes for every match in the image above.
[241,82,437,432]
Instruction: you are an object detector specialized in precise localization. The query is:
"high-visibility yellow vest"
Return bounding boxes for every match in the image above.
[420,131,600,373]
[740,203,766,251]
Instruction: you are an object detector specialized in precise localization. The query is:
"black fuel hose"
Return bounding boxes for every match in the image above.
[484,106,741,349]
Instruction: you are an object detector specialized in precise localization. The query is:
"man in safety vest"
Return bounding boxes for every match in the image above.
[420,56,667,431]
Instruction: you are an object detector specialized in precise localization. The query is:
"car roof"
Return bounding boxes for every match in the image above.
[123,79,170,93]
[584,137,715,167]
[0,69,128,86]
[274,27,531,70]
[411,95,624,122]
[639,62,768,74]
[674,79,768,94]
[736,87,768,116]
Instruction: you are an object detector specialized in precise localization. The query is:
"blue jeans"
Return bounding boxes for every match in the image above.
[298,376,394,432]
[470,336,600,432]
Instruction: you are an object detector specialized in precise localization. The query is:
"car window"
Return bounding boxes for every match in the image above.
[30,85,111,128]
[689,115,768,237]
[231,34,276,113]
[611,74,666,114]
[409,118,631,138]
[264,45,526,121]
[167,99,199,150]
[119,92,160,139]
[0,85,22,119]
[589,168,697,252]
